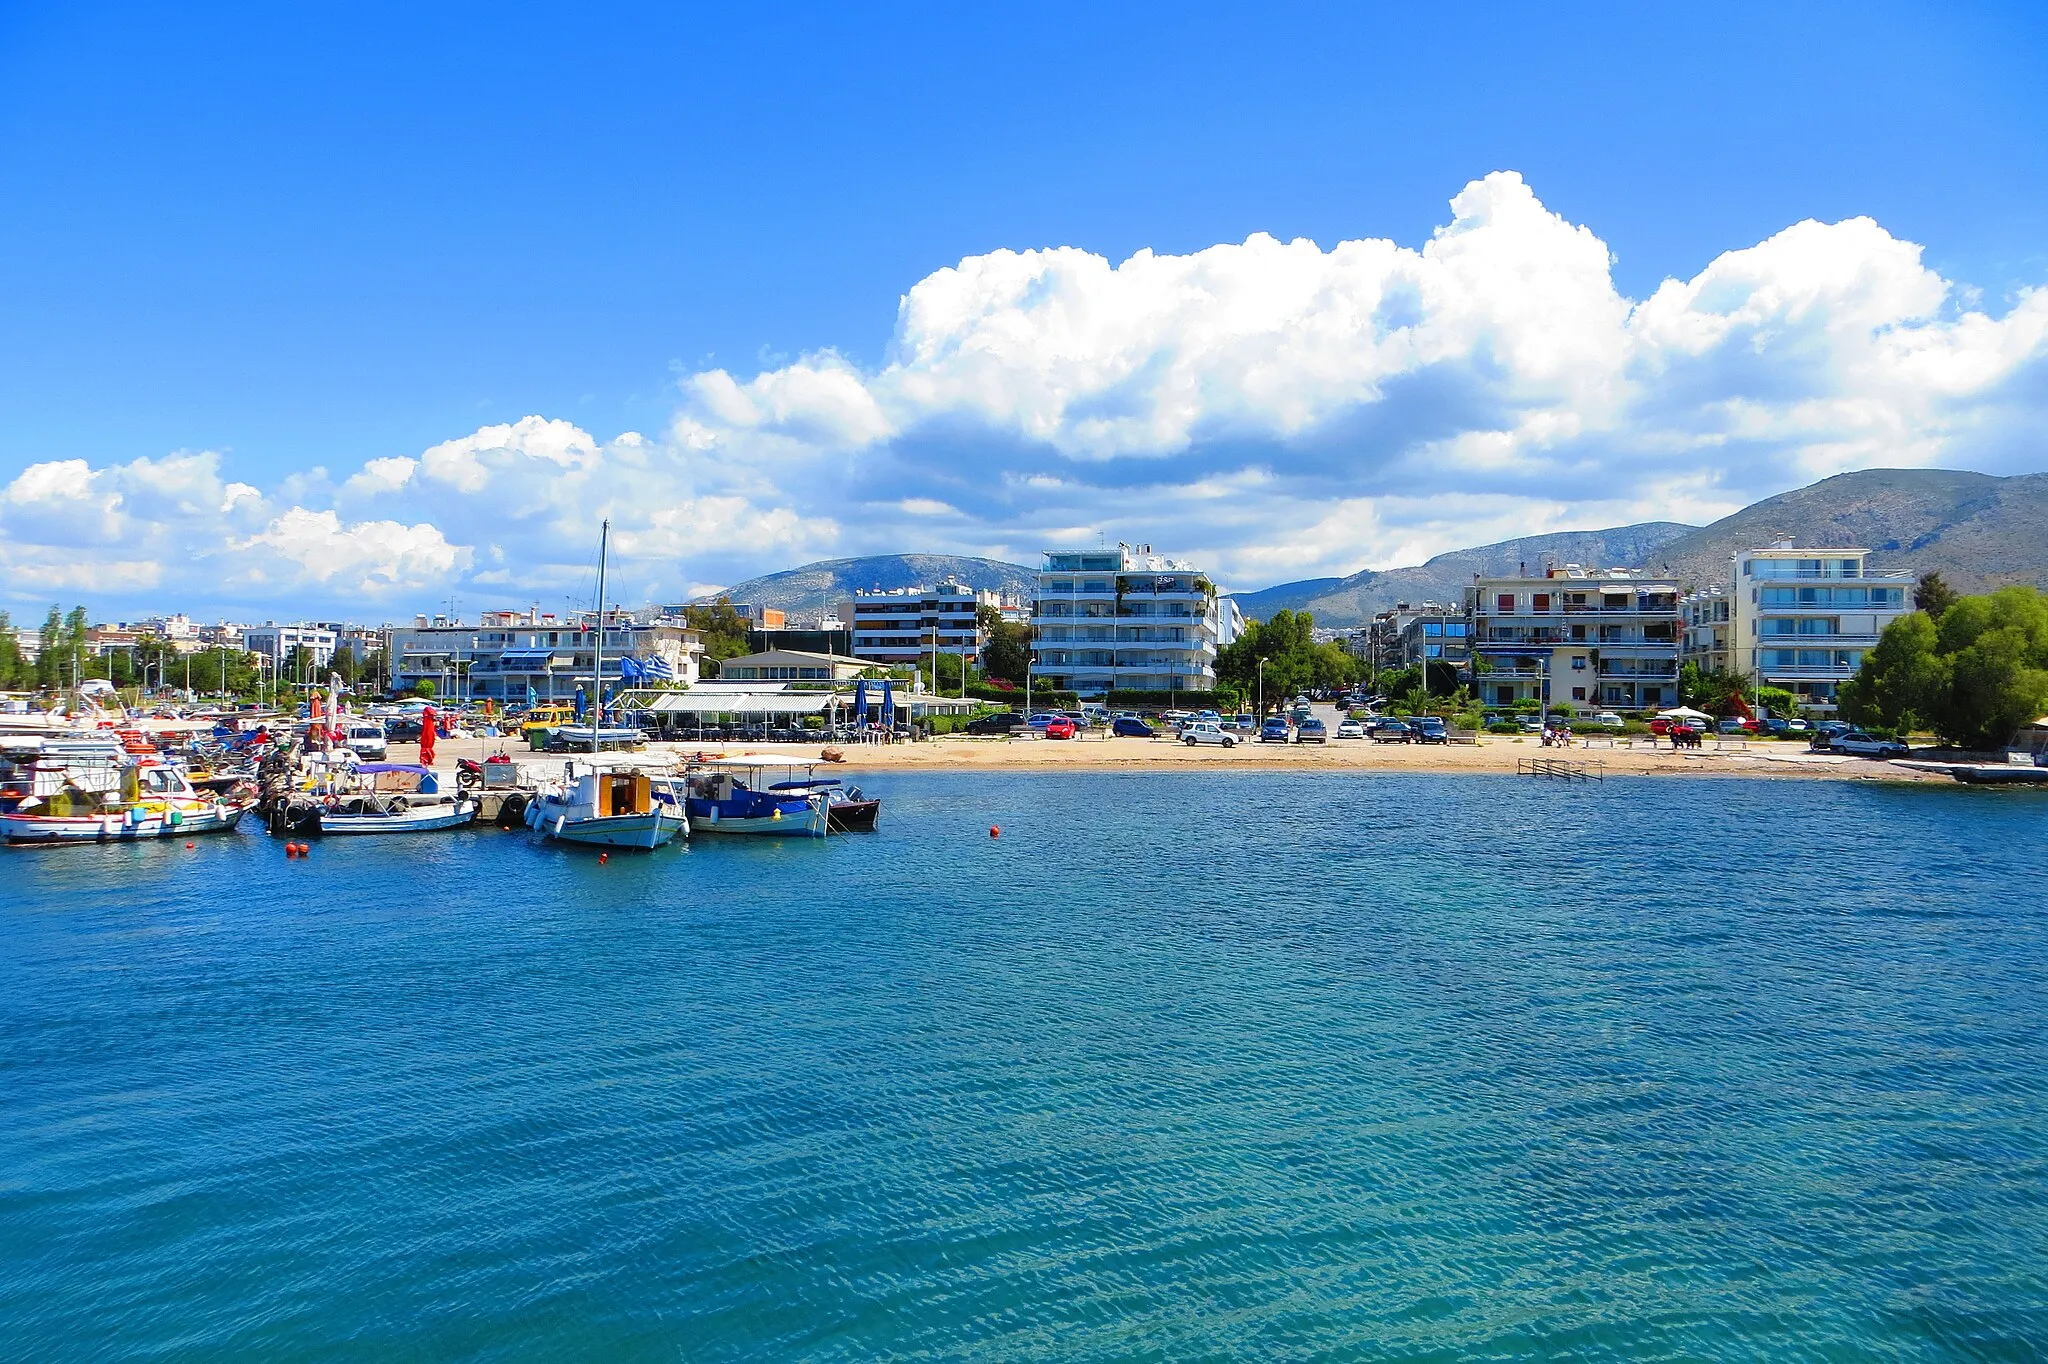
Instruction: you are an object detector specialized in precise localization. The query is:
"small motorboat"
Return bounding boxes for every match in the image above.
[525,761,685,849]
[267,762,476,836]
[769,776,880,832]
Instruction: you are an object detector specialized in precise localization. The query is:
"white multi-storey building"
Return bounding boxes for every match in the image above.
[386,608,701,705]
[242,622,341,669]
[1030,546,1223,697]
[1712,546,1913,712]
[1466,566,1682,712]
[841,580,993,667]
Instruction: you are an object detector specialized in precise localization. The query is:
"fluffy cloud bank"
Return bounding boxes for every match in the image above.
[6,172,2045,617]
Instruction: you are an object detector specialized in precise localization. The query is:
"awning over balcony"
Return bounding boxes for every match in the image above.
[497,648,557,667]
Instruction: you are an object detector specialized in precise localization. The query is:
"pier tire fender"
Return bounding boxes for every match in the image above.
[496,793,529,827]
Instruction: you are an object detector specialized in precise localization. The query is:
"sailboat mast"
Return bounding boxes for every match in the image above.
[592,518,609,756]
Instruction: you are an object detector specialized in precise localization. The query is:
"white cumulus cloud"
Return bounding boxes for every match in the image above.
[6,172,2046,620]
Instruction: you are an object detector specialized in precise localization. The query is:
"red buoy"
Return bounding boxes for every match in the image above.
[184,841,195,850]
[598,853,609,864]
[989,826,1000,838]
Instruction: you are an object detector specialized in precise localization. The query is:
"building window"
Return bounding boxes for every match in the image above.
[1571,687,1586,701]
[1497,594,1514,612]
[1571,655,1586,670]
[1533,593,1550,612]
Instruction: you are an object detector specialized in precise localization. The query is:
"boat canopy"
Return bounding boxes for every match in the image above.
[768,778,841,790]
[355,763,432,776]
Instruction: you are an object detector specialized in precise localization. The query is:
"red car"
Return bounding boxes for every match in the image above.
[1043,718,1077,739]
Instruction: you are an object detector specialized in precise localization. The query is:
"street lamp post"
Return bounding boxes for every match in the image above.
[1258,657,1266,719]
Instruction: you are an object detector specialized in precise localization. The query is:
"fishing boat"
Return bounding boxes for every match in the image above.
[525,760,684,848]
[682,756,832,837]
[0,737,250,845]
[269,763,478,836]
[521,519,684,851]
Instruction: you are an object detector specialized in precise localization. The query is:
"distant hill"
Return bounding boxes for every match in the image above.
[698,554,1036,622]
[1652,469,2048,594]
[1229,524,1696,627]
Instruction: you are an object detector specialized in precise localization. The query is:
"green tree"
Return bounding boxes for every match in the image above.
[983,620,1031,685]
[683,598,752,676]
[1843,586,2048,748]
[1915,571,1959,622]
[0,611,24,689]
[1679,661,1752,711]
[36,606,63,689]
[415,679,436,699]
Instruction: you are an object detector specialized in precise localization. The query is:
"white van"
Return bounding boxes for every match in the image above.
[344,722,388,759]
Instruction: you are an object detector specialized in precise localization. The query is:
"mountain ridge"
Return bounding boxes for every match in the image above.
[1225,468,2048,626]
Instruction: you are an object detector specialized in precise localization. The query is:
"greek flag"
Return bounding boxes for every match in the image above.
[641,653,675,681]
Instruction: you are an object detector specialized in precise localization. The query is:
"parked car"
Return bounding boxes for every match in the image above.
[964,711,1022,736]
[1296,717,1329,744]
[1024,713,1062,731]
[1592,711,1624,729]
[1517,715,1545,733]
[1368,719,1413,743]
[1785,718,1810,733]
[1043,717,1077,739]
[1112,715,1157,738]
[1717,717,1750,735]
[1412,716,1448,745]
[1182,720,1237,747]
[1161,710,1192,727]
[1335,718,1365,739]
[1762,717,1791,736]
[1830,729,1909,759]
[1229,714,1259,734]
[1259,718,1292,744]
[343,721,388,759]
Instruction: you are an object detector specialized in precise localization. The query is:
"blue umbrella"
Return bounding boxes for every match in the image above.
[881,679,895,730]
[573,684,587,720]
[525,684,538,709]
[851,678,868,726]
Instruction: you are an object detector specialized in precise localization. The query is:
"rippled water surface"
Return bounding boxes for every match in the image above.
[4,773,2046,1360]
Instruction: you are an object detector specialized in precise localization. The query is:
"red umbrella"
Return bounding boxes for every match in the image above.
[419,703,438,767]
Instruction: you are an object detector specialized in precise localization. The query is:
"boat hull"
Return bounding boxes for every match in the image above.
[317,801,479,835]
[692,804,830,838]
[535,808,683,849]
[2,803,248,845]
[826,799,880,832]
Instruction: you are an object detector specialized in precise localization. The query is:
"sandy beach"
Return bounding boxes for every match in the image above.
[406,731,1939,781]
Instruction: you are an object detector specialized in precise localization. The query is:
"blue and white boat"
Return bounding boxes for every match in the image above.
[682,756,831,837]
[525,760,686,849]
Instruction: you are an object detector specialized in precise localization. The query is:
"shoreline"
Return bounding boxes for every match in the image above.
[405,733,1943,782]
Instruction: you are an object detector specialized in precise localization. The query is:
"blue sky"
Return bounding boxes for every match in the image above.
[2,2,2045,619]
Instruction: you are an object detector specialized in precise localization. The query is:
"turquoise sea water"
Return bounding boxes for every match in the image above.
[3,772,2045,1360]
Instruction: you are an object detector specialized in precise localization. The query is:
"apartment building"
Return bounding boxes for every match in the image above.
[241,622,341,669]
[1466,566,1681,712]
[1364,602,1470,672]
[1679,585,1733,675]
[840,580,993,667]
[1029,545,1224,697]
[1711,546,1913,712]
[386,607,701,705]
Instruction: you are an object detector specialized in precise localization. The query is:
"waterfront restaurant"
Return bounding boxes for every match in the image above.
[623,682,974,741]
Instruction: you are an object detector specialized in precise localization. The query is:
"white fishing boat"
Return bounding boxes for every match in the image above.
[0,737,249,845]
[521,519,684,851]
[307,763,477,835]
[525,760,684,848]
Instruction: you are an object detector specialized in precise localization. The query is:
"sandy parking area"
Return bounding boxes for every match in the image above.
[400,731,1933,782]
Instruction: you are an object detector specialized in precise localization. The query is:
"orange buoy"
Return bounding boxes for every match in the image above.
[184,841,195,850]
[598,853,609,865]
[990,826,1000,838]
